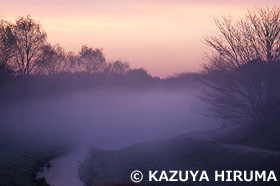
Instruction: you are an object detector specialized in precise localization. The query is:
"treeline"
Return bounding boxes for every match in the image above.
[0,16,199,100]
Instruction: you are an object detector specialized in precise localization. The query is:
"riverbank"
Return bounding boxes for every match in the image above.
[79,125,280,186]
[0,143,66,186]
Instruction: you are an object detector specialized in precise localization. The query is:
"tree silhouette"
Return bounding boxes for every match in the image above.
[106,60,130,75]
[202,7,280,130]
[205,7,280,67]
[126,68,153,86]
[78,45,106,74]
[40,43,66,76]
[0,19,14,76]
[11,16,47,79]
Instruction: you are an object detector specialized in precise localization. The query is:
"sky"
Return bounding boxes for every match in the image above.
[0,0,279,77]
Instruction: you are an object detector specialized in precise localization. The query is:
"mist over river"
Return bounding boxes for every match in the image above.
[3,88,217,149]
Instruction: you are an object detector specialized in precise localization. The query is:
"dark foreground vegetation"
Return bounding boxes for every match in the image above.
[0,143,66,186]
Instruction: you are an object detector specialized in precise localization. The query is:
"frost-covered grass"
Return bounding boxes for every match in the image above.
[79,127,280,186]
[0,144,65,186]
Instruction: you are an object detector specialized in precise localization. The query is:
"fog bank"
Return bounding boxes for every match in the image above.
[2,88,217,149]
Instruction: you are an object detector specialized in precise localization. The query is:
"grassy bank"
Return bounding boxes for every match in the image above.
[0,144,66,186]
[79,126,280,186]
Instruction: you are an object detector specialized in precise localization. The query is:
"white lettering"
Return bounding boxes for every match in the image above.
[149,171,158,181]
[255,171,266,181]
[190,171,199,181]
[233,170,243,181]
[267,171,277,182]
[226,170,232,181]
[179,171,188,182]
[169,170,178,181]
[159,171,168,181]
[215,171,224,181]
[200,171,209,181]
[244,171,253,182]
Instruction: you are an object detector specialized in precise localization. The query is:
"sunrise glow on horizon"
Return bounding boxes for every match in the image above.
[1,0,279,77]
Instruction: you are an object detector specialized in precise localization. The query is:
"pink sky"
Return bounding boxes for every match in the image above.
[0,0,279,77]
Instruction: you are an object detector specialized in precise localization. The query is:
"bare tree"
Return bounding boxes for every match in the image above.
[202,6,280,128]
[0,19,14,74]
[11,16,47,79]
[40,43,66,76]
[0,19,14,109]
[78,45,106,74]
[66,51,79,73]
[205,7,280,68]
